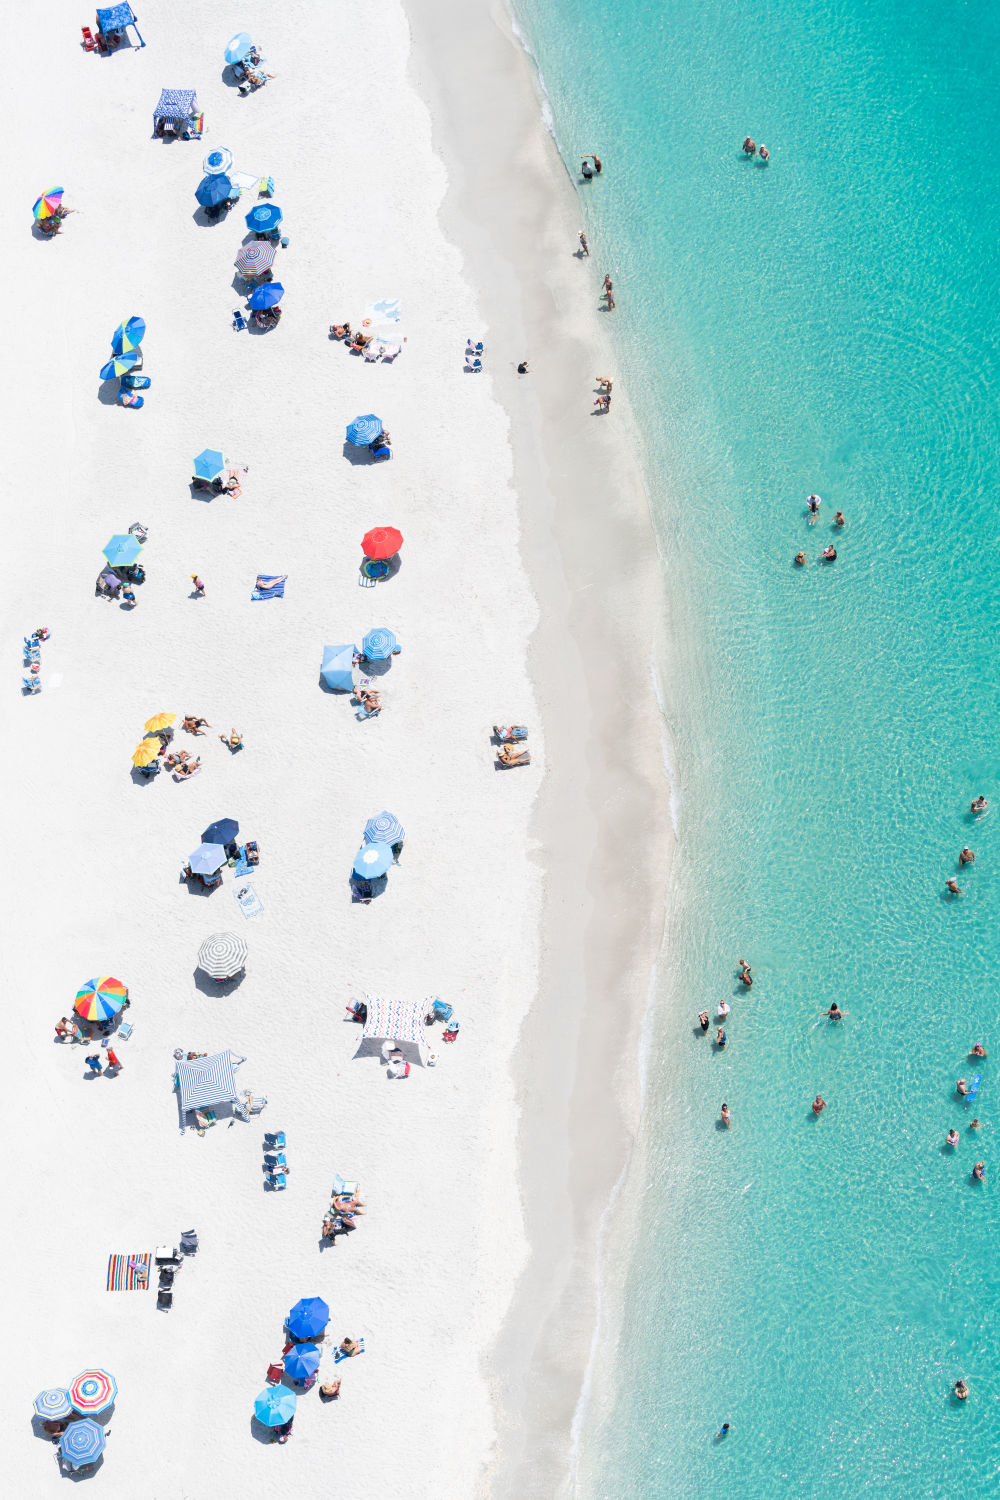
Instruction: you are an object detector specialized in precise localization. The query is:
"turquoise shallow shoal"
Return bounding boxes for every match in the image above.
[509,0,1000,1494]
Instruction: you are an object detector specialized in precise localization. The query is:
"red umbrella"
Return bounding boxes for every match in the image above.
[361,526,403,560]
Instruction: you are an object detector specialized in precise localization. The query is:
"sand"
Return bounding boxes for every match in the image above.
[6,1,667,1495]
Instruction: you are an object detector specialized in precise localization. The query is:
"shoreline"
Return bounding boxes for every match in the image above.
[405,3,673,1494]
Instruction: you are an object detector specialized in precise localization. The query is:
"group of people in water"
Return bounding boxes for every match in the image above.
[741,137,770,163]
[793,493,844,566]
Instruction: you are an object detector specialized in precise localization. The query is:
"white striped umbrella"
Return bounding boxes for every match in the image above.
[235,240,277,276]
[198,931,248,979]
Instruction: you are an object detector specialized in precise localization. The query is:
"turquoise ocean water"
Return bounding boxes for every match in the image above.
[508,1,1000,1494]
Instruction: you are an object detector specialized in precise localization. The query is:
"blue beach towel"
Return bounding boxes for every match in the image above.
[251,573,287,600]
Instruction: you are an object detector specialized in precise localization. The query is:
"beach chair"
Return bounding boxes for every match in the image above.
[245,840,260,864]
[22,675,41,694]
[264,1130,286,1150]
[201,870,223,890]
[381,344,402,362]
[332,1173,359,1198]
[427,998,453,1025]
[180,1229,199,1255]
[232,308,247,332]
[259,176,275,196]
[363,344,381,363]
[370,444,392,461]
[158,1266,175,1288]
[242,1092,268,1114]
[265,1172,287,1190]
[263,1152,288,1171]
[96,28,110,52]
[464,356,483,373]
[466,340,485,357]
[155,1244,179,1263]
[265,1362,284,1384]
[82,25,96,49]
[194,1109,217,1135]
[157,1290,173,1311]
[117,1021,133,1041]
[118,390,144,408]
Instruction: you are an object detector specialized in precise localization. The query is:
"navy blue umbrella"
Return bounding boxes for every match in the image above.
[196,174,232,208]
[202,818,239,845]
[247,281,284,310]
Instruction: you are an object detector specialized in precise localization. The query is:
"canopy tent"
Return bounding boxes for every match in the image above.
[361,993,428,1060]
[320,644,356,692]
[175,1050,242,1115]
[96,3,144,44]
[153,89,198,132]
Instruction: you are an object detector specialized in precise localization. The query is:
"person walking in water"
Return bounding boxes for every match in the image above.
[946,877,962,895]
[806,494,821,523]
[742,137,756,157]
[812,1095,826,1116]
[579,230,589,256]
[720,1103,731,1128]
[959,847,975,865]
[716,1421,731,1438]
[971,795,988,814]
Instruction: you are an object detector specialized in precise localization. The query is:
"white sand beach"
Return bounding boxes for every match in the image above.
[5,1,667,1495]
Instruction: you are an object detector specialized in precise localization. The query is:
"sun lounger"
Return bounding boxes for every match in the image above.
[263,1152,288,1170]
[82,25,96,49]
[241,1090,268,1113]
[22,676,41,695]
[362,344,381,362]
[117,1021,133,1041]
[332,1173,359,1198]
[180,1229,199,1255]
[157,1290,173,1311]
[118,391,144,408]
[194,1109,217,1135]
[497,746,531,767]
[172,764,202,781]
[264,1130,286,1150]
[334,1337,365,1364]
[380,344,402,362]
[265,1172,287,1190]
[370,444,392,461]
[464,356,483,373]
[427,997,453,1024]
[232,308,247,332]
[155,1244,179,1262]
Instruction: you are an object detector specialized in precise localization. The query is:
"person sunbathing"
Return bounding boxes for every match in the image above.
[494,725,528,741]
[339,1337,362,1357]
[358,688,382,710]
[319,1381,341,1400]
[333,1195,365,1213]
[175,757,202,778]
[498,744,530,766]
[220,729,244,751]
[182,716,210,735]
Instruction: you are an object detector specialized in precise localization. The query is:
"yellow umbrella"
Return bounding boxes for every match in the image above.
[144,712,176,733]
[131,740,160,767]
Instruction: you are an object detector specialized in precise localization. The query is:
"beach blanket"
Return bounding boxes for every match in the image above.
[107,1252,150,1290]
[235,881,263,919]
[232,169,260,193]
[251,573,287,600]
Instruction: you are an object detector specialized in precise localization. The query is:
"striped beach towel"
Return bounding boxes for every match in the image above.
[251,573,287,600]
[107,1252,151,1290]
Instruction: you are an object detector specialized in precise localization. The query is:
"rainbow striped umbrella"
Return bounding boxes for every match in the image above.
[74,978,127,1023]
[33,187,64,221]
[68,1369,117,1415]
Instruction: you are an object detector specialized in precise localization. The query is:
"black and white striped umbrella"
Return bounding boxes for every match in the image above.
[197,931,248,979]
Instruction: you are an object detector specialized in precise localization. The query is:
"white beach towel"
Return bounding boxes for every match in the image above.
[235,882,263,919]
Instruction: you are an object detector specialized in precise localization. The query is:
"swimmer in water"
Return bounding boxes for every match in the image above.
[721,1103,731,1128]
[820,545,837,561]
[758,144,770,163]
[794,551,807,566]
[718,1000,731,1020]
[946,878,962,895]
[959,847,975,865]
[970,1118,982,1131]
[971,1043,987,1058]
[971,795,988,814]
[954,1379,969,1400]
[716,1421,731,1437]
[946,1128,960,1148]
[821,1002,847,1020]
[806,494,821,522]
[957,1078,970,1096]
[716,1028,728,1049]
[834,510,845,527]
[698,1010,710,1033]
[739,970,753,989]
[812,1095,826,1116]
[972,1161,986,1182]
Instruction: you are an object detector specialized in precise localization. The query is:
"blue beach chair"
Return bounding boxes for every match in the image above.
[232,308,247,332]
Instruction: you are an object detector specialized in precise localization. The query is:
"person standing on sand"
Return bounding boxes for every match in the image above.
[579,231,589,256]
[517,360,530,374]
[103,1041,122,1073]
[191,574,206,597]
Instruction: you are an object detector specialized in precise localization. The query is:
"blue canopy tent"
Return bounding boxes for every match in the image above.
[321,644,357,693]
[96,3,144,46]
[153,89,199,137]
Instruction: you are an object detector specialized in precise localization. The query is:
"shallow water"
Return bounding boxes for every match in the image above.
[509,0,1000,1493]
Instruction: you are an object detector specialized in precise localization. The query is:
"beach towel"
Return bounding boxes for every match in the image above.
[107,1252,150,1290]
[251,574,287,600]
[232,169,260,194]
[235,881,263,919]
[233,849,252,876]
[334,1337,365,1364]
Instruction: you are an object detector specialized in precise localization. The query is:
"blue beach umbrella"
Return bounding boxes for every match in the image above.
[224,32,253,64]
[189,842,227,876]
[286,1296,330,1340]
[193,448,225,481]
[245,202,283,234]
[320,643,357,692]
[34,1388,73,1420]
[60,1418,106,1469]
[196,174,232,207]
[353,842,393,879]
[247,281,284,310]
[284,1342,321,1382]
[346,414,383,447]
[364,811,405,846]
[111,316,145,355]
[203,146,234,175]
[254,1386,297,1426]
[202,817,239,845]
[361,628,397,661]
[100,351,140,381]
[102,533,143,567]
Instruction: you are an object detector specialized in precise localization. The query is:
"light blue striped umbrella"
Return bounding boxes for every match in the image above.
[61,1418,106,1469]
[245,202,283,233]
[100,351,140,381]
[193,448,225,481]
[364,811,405,846]
[111,316,145,354]
[189,842,227,876]
[224,33,253,65]
[361,628,397,660]
[203,146,234,175]
[346,414,383,446]
[34,1388,73,1420]
[103,533,143,567]
[284,1342,321,1381]
[354,842,393,878]
[254,1386,297,1426]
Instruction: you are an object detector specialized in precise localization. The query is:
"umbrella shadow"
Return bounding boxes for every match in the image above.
[249,1418,277,1446]
[55,1451,106,1481]
[192,206,228,228]
[96,380,121,407]
[31,223,61,243]
[192,967,246,997]
[358,656,392,679]
[129,766,161,787]
[222,65,243,89]
[318,674,354,696]
[352,1035,386,1063]
[342,444,376,466]
[349,873,388,903]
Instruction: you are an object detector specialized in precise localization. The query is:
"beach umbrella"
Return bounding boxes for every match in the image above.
[320,643,357,692]
[196,174,232,208]
[110,316,145,354]
[235,240,277,276]
[361,628,397,661]
[33,187,64,221]
[99,351,140,381]
[284,1343,321,1382]
[68,1369,117,1415]
[193,448,225,481]
[245,202,282,234]
[74,978,127,1023]
[346,414,383,447]
[286,1296,330,1340]
[197,931,248,979]
[34,1388,73,1420]
[131,740,160,768]
[254,1386,297,1426]
[203,146,234,175]
[361,526,403,560]
[102,533,143,567]
[247,281,284,310]
[60,1418,106,1469]
[189,842,227,877]
[224,33,253,65]
[144,712,176,733]
[364,811,405,846]
[202,817,239,845]
[353,842,393,879]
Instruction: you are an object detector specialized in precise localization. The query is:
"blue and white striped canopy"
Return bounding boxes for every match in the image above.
[345,414,383,446]
[364,811,405,846]
[61,1419,106,1469]
[361,628,397,660]
[203,147,233,175]
[34,1388,73,1420]
[175,1050,240,1114]
[353,842,393,879]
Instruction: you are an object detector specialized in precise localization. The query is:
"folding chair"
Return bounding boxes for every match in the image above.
[157,1290,173,1311]
[81,25,96,49]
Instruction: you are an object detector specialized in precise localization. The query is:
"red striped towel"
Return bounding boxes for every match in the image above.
[107,1252,151,1290]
